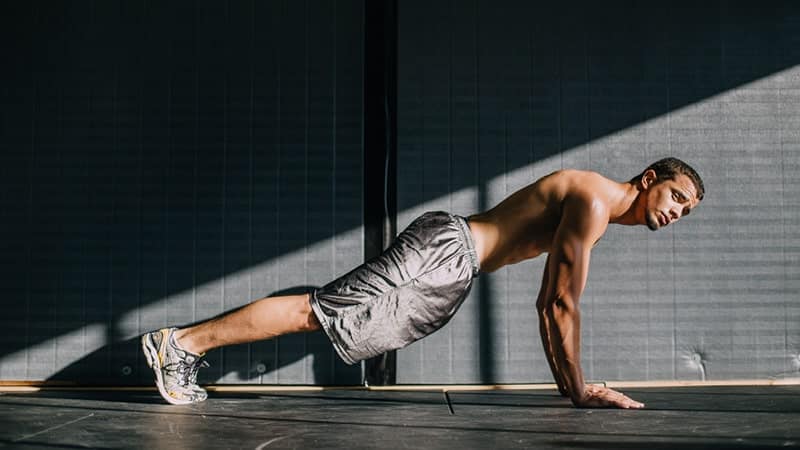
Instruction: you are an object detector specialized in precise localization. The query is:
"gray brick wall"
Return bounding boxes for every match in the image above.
[0,0,364,385]
[396,0,800,383]
[2,0,798,386]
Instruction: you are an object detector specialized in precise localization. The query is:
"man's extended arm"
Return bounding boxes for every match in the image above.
[536,255,569,397]
[541,195,644,409]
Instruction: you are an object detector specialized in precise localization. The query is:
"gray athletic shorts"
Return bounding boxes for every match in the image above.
[309,211,480,365]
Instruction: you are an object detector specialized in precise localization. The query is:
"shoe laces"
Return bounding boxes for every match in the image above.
[164,354,209,388]
[189,359,210,386]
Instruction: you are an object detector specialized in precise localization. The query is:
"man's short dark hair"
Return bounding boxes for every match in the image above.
[630,157,705,201]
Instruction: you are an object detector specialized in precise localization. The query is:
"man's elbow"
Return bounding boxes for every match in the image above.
[546,294,579,319]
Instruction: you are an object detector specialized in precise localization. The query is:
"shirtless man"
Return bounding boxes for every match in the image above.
[142,157,704,408]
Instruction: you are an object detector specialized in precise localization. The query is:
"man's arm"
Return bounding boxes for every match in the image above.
[542,195,644,409]
[536,255,569,397]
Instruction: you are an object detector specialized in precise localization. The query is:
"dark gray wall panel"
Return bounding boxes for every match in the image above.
[397,0,800,383]
[0,0,364,385]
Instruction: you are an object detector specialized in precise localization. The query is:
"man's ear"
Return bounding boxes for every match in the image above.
[640,169,657,190]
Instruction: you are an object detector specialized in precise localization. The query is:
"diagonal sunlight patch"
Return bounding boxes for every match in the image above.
[2,64,798,383]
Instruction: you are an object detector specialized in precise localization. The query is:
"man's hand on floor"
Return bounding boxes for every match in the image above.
[573,384,645,409]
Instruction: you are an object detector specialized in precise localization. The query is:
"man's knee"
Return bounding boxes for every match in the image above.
[305,310,321,332]
[299,293,321,332]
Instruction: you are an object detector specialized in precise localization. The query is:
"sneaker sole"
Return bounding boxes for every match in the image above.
[141,333,194,406]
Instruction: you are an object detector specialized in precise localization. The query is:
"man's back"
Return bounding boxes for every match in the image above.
[468,169,621,273]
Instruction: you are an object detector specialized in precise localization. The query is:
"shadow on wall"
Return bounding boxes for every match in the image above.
[0,0,798,383]
[0,0,365,384]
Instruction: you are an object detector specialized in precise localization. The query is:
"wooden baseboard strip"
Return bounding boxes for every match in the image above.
[0,378,797,393]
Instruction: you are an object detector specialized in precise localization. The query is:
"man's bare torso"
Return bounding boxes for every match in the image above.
[467,169,622,273]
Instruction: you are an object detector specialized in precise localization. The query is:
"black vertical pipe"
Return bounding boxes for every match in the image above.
[363,0,397,386]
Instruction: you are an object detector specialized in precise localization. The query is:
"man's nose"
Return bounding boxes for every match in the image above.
[670,207,681,220]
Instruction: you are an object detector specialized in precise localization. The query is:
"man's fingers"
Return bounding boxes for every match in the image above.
[578,385,645,409]
[615,392,645,409]
[605,388,645,409]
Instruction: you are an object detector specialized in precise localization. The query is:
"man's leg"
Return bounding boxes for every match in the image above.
[142,293,321,405]
[175,293,321,354]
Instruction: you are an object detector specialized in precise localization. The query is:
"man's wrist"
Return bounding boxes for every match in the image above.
[568,382,588,405]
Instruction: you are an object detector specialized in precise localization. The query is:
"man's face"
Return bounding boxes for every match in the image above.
[643,174,700,231]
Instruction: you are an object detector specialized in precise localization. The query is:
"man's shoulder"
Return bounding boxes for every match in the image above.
[556,171,614,224]
[557,168,608,183]
[544,169,609,189]
[554,170,613,201]
[556,190,611,241]
[528,169,613,215]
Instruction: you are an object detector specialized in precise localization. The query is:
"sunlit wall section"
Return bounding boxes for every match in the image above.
[396,0,800,383]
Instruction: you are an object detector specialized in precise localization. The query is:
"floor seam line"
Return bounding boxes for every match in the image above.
[12,412,95,443]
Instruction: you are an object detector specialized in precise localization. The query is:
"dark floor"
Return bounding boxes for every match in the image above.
[0,386,798,449]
